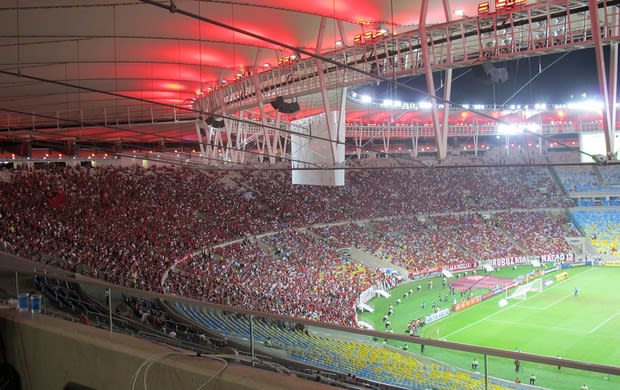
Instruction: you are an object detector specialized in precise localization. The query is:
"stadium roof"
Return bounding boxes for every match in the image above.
[0,1,616,157]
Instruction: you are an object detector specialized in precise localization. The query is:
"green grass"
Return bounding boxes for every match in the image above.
[359,265,620,389]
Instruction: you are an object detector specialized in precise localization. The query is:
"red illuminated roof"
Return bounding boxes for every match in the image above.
[0,1,607,147]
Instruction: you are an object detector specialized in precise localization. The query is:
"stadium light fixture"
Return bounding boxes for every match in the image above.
[360,94,372,103]
[566,100,603,112]
[525,123,541,132]
[497,122,539,135]
[419,101,432,110]
[497,123,522,135]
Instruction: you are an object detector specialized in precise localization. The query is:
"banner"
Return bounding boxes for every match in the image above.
[445,261,478,271]
[539,253,575,263]
[485,256,529,267]
[481,283,514,301]
[425,308,450,324]
[452,296,482,312]
[410,269,441,280]
[410,261,478,280]
[555,272,569,282]
[543,266,560,275]
[358,286,376,305]
[484,253,575,267]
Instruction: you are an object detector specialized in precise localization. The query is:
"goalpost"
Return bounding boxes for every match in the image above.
[507,278,543,301]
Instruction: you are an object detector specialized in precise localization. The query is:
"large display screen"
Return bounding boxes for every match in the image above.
[579,132,620,163]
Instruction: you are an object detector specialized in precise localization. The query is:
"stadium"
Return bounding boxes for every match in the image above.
[0,1,619,389]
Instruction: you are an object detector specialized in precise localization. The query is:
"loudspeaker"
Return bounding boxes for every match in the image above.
[270,96,300,114]
[474,62,509,84]
[270,96,285,110]
[205,116,225,128]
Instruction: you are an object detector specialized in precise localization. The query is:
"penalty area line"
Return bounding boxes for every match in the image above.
[589,310,620,334]
[442,268,593,339]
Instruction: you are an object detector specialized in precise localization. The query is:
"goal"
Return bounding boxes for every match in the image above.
[507,278,543,300]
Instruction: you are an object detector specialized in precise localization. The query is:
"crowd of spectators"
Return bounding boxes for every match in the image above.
[369,218,470,274]
[308,211,581,276]
[0,163,588,325]
[0,165,277,289]
[433,214,524,260]
[236,165,571,226]
[165,234,393,325]
[311,223,375,250]
[494,211,579,256]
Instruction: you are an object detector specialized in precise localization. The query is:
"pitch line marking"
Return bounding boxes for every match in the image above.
[517,295,572,311]
[589,310,620,334]
[520,267,594,311]
[442,297,530,339]
[539,293,573,310]
[442,267,594,339]
[486,319,586,334]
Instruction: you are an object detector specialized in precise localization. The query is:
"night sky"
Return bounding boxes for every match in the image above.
[361,47,615,106]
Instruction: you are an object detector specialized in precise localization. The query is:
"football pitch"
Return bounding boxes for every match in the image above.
[359,265,620,389]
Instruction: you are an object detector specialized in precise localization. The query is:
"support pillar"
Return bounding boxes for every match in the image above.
[473,120,479,156]
[589,0,616,159]
[315,17,337,164]
[419,0,447,161]
[608,42,618,158]
[440,0,454,161]
[252,48,274,163]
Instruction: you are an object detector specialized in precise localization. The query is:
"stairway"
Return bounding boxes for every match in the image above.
[545,157,569,196]
[348,247,410,280]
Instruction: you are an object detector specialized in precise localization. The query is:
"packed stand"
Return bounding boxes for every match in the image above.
[494,211,579,256]
[0,165,273,292]
[0,163,576,325]
[369,218,470,275]
[236,166,570,225]
[311,223,375,250]
[165,234,392,326]
[235,170,350,228]
[433,214,524,260]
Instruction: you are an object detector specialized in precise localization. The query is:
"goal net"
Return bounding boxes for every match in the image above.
[507,278,543,300]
